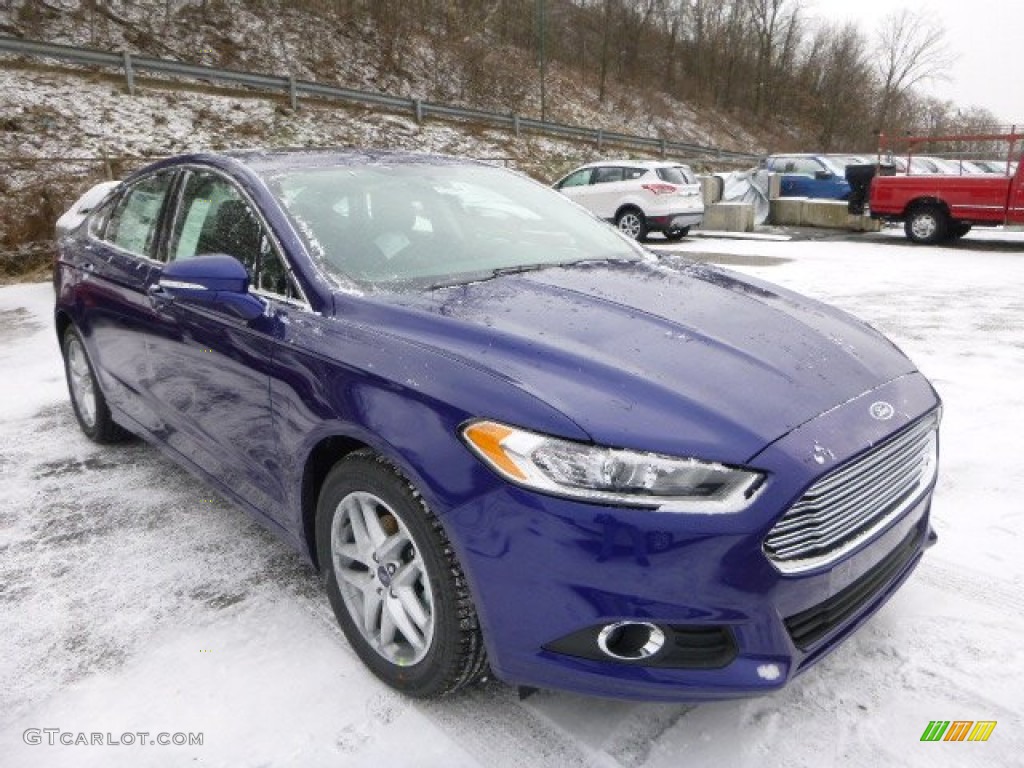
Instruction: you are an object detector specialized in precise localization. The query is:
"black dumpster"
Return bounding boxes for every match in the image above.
[846,163,896,215]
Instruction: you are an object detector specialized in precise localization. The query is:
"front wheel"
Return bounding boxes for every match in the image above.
[615,208,648,241]
[904,206,948,244]
[316,451,487,697]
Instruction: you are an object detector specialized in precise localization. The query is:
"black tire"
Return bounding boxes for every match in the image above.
[316,450,487,698]
[615,207,648,241]
[948,222,972,240]
[663,226,690,241]
[61,325,129,443]
[904,205,948,244]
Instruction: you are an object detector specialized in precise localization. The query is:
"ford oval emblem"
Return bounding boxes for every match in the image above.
[870,401,895,421]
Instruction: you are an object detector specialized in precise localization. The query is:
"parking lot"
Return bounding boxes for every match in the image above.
[2,229,1022,768]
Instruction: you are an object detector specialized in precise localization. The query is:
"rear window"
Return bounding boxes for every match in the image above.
[657,166,697,185]
[592,167,625,184]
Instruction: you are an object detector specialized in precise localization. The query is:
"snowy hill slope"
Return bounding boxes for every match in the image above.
[0,0,779,275]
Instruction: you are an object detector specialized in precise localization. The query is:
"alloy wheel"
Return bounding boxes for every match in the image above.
[66,336,98,428]
[330,490,435,666]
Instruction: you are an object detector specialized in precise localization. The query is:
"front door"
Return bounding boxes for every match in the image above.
[146,169,294,515]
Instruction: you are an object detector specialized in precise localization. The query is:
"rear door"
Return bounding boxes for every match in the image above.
[586,166,629,218]
[74,170,178,432]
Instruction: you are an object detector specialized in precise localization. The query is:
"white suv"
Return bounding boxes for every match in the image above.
[553,160,704,241]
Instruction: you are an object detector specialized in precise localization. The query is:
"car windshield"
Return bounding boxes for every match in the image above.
[830,155,868,168]
[264,163,643,290]
[818,157,848,175]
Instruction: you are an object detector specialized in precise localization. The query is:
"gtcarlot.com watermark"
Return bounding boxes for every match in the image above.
[23,729,203,747]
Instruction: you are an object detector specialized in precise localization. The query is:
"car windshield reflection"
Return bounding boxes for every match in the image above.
[264,164,644,290]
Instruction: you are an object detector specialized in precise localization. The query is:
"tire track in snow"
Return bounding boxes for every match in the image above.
[597,704,697,767]
[916,557,1024,615]
[417,683,620,768]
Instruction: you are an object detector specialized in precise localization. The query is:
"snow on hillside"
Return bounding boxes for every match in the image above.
[0,0,767,153]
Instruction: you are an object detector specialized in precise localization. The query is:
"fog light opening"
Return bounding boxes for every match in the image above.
[596,621,666,661]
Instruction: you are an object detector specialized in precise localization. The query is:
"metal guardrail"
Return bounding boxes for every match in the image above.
[0,35,759,164]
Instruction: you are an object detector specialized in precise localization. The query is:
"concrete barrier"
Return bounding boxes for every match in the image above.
[767,198,881,231]
[702,202,755,232]
[769,197,804,226]
[698,175,723,205]
[800,200,851,228]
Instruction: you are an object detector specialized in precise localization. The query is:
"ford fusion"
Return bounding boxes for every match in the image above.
[54,150,940,701]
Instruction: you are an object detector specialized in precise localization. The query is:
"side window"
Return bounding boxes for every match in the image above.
[256,244,294,297]
[623,168,646,181]
[103,173,173,258]
[791,158,823,176]
[169,171,297,299]
[592,167,624,184]
[558,169,592,188]
[87,197,116,240]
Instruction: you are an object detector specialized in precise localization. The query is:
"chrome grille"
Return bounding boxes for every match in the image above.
[764,414,938,574]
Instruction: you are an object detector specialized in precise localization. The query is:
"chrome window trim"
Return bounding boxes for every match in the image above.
[168,163,313,310]
[91,170,177,263]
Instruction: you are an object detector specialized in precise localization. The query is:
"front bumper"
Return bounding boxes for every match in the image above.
[443,373,940,701]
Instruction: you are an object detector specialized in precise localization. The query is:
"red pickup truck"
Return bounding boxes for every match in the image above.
[869,134,1024,243]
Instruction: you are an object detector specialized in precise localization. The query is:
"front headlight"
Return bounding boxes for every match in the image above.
[462,420,765,513]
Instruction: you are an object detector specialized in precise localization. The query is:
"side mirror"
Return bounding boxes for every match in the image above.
[814,170,834,181]
[156,254,266,321]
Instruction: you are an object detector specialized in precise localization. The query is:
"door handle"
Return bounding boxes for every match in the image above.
[147,284,173,306]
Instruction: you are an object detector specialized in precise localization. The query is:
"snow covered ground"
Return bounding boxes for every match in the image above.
[1,230,1022,767]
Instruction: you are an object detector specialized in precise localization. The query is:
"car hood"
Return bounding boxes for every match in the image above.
[343,258,917,463]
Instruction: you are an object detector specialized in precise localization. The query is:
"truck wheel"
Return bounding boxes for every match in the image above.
[904,206,948,244]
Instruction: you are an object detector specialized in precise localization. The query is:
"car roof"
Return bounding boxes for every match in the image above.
[571,160,682,170]
[222,147,484,173]
[132,148,486,178]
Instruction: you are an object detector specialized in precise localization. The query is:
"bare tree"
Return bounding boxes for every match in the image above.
[874,8,955,131]
[747,0,801,117]
[800,21,872,149]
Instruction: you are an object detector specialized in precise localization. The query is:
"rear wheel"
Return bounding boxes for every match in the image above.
[61,326,129,443]
[615,208,648,241]
[316,451,487,698]
[904,206,948,244]
[664,226,690,241]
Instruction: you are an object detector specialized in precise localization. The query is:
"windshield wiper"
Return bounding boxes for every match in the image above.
[490,263,556,277]
[426,257,637,290]
[426,262,562,290]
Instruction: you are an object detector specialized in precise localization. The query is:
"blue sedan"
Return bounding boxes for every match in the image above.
[54,150,941,701]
